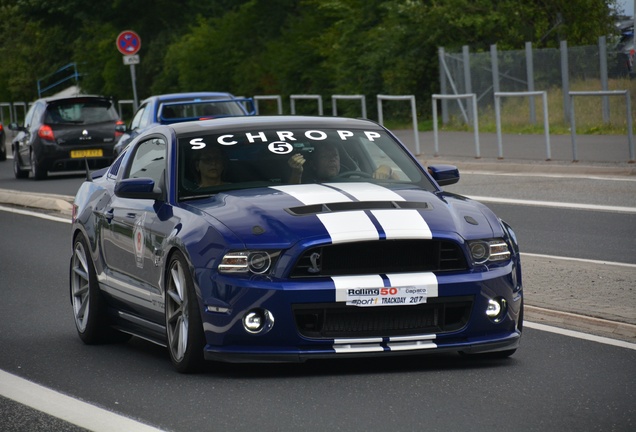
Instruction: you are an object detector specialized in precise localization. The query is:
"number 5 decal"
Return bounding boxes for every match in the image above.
[268,141,293,154]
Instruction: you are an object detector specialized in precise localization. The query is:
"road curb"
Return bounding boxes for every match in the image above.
[0,189,73,217]
[526,305,636,341]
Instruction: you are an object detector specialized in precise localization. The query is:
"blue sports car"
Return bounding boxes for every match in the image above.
[70,115,523,373]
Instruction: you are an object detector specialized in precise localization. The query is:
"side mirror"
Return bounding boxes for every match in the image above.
[8,123,25,132]
[428,164,460,186]
[115,177,163,200]
[115,124,128,133]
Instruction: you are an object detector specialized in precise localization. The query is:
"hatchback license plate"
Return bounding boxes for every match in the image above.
[70,149,103,158]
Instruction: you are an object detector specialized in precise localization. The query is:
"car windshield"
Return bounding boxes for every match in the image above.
[160,99,247,123]
[45,99,118,125]
[178,126,434,200]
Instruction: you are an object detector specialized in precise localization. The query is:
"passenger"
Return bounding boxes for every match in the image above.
[194,146,227,187]
[288,142,398,183]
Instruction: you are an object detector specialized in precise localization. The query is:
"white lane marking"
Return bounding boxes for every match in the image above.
[0,370,164,432]
[525,321,636,350]
[521,252,636,268]
[467,195,636,214]
[0,204,71,223]
[460,170,636,182]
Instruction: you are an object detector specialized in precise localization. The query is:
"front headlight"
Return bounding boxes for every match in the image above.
[467,239,510,265]
[218,250,280,274]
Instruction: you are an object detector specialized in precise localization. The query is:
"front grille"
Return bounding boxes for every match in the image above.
[291,239,467,277]
[293,296,473,338]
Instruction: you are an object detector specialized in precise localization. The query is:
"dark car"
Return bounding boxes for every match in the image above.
[9,95,122,180]
[0,123,6,161]
[113,92,255,157]
[70,115,523,373]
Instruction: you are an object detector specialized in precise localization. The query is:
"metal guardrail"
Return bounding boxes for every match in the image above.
[254,95,283,115]
[331,94,367,119]
[569,90,634,163]
[432,93,480,158]
[495,91,551,160]
[377,94,420,155]
[290,94,323,115]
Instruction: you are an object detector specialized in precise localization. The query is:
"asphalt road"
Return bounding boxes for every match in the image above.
[0,212,634,432]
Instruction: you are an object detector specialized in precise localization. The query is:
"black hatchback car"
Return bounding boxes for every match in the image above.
[9,95,122,179]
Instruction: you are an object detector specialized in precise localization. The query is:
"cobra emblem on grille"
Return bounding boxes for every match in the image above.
[308,252,321,274]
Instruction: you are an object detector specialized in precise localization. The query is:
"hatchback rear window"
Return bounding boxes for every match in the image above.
[45,99,119,125]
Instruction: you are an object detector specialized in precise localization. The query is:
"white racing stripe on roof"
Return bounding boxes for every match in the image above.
[271,184,352,205]
[372,209,432,239]
[317,211,379,243]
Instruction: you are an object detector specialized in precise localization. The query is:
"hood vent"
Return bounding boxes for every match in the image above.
[286,201,430,216]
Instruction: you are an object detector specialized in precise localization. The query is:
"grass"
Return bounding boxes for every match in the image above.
[426,77,636,135]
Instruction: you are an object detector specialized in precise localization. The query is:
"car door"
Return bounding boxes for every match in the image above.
[100,135,167,320]
[14,102,42,164]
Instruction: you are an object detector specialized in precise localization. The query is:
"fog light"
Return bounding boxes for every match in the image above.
[486,298,506,322]
[242,309,274,334]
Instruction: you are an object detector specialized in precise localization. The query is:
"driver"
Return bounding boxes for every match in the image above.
[288,142,396,184]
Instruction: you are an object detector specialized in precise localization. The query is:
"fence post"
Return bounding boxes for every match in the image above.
[462,45,473,123]
[599,36,610,123]
[438,47,449,124]
[432,94,480,158]
[560,40,570,124]
[526,42,537,124]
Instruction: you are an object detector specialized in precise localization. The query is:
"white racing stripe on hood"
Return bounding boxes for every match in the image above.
[317,211,379,243]
[371,209,432,239]
[324,182,405,202]
[271,184,352,205]
[272,183,432,242]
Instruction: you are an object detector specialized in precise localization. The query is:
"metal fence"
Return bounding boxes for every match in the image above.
[438,37,635,126]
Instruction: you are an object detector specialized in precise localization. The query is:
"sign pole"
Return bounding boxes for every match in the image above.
[129,63,139,110]
[116,30,142,111]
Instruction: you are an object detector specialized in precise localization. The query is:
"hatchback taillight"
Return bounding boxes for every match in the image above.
[38,125,55,140]
[115,120,124,138]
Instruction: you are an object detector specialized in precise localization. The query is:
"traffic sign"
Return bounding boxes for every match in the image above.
[122,54,140,65]
[116,30,141,55]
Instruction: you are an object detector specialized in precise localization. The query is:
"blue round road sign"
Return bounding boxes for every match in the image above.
[116,30,141,55]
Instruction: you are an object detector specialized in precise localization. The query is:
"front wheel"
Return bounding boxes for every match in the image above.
[70,234,109,343]
[165,251,205,373]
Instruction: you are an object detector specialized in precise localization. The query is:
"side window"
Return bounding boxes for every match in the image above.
[23,104,37,127]
[127,137,167,188]
[129,104,147,131]
[139,104,155,129]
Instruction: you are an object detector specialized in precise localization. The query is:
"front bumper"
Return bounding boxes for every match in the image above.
[198,262,523,363]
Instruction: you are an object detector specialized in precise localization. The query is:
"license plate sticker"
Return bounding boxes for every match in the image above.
[346,286,429,307]
[70,149,103,158]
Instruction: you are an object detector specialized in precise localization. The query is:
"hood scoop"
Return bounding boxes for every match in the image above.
[286,200,431,216]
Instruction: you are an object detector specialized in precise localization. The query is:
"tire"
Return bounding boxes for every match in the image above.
[70,234,123,344]
[165,251,205,373]
[0,140,6,162]
[13,148,29,179]
[30,149,47,180]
